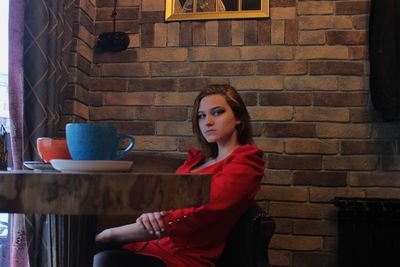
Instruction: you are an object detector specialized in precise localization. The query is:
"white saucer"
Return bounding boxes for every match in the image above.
[50,160,133,173]
[24,161,55,171]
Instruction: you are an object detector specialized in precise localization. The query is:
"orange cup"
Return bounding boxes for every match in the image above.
[37,137,72,163]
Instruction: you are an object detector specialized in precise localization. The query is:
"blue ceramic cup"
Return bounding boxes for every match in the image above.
[66,123,135,160]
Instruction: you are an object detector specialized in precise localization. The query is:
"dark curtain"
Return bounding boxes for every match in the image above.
[369,0,400,121]
[8,0,76,266]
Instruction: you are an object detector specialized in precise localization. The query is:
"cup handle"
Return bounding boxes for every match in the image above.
[115,134,135,160]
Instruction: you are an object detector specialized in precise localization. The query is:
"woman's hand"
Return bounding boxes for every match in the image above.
[136,211,166,238]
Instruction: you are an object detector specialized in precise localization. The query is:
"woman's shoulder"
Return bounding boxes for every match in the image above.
[225,144,265,169]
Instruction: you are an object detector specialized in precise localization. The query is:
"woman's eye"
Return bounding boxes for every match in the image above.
[212,109,225,116]
[198,113,206,120]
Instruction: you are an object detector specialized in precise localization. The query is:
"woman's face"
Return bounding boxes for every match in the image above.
[197,94,240,146]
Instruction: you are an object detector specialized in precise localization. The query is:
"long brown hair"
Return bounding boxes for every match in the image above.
[192,84,253,158]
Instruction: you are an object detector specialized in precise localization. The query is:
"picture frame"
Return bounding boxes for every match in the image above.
[165,0,269,21]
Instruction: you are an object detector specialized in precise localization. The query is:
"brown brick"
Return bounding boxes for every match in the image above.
[313,92,368,107]
[101,63,150,77]
[258,61,307,75]
[264,123,316,137]
[293,252,337,267]
[256,186,308,202]
[349,46,368,59]
[336,1,370,15]
[103,92,153,105]
[248,107,293,121]
[270,0,296,7]
[353,15,369,30]
[178,136,197,152]
[96,7,139,21]
[263,169,293,185]
[179,22,192,46]
[141,11,164,23]
[322,205,338,220]
[93,49,137,63]
[257,20,271,45]
[299,31,325,45]
[231,76,283,90]
[381,157,400,171]
[137,48,187,61]
[241,46,293,60]
[338,76,369,91]
[205,21,218,45]
[286,139,338,154]
[134,136,177,151]
[309,188,365,202]
[349,172,400,187]
[204,62,256,76]
[95,21,139,35]
[90,106,136,120]
[297,2,334,15]
[272,218,293,234]
[260,92,311,106]
[190,47,241,61]
[296,46,348,59]
[156,122,192,136]
[231,21,244,45]
[218,20,232,46]
[350,108,372,122]
[141,23,154,47]
[137,107,187,121]
[244,20,258,45]
[365,188,400,199]
[241,92,258,106]
[299,16,352,30]
[323,156,378,170]
[285,19,298,44]
[285,76,337,90]
[192,22,206,46]
[293,220,337,236]
[271,234,323,251]
[178,78,208,91]
[97,0,140,8]
[309,61,364,75]
[270,7,296,19]
[113,122,155,135]
[154,92,196,106]
[270,202,322,219]
[318,123,371,138]
[269,250,291,267]
[296,107,350,122]
[252,122,263,136]
[342,140,396,155]
[294,171,347,187]
[141,0,164,11]
[167,22,180,47]
[88,78,127,91]
[151,63,201,76]
[268,155,322,170]
[254,138,284,153]
[326,30,367,45]
[271,20,285,44]
[128,78,177,92]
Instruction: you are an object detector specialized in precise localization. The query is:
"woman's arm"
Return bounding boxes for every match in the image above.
[96,222,167,244]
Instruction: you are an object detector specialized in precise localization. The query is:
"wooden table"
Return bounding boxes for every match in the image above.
[0,171,211,267]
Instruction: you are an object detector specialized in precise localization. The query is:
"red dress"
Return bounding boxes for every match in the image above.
[123,144,265,267]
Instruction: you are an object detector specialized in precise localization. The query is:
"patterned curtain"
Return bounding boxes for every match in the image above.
[8,0,76,266]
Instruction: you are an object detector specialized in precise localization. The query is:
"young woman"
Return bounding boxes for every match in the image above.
[94,84,265,267]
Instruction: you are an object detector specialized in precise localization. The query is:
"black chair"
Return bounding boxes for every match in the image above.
[217,201,276,267]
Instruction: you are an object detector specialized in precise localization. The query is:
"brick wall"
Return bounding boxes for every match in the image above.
[63,0,400,266]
